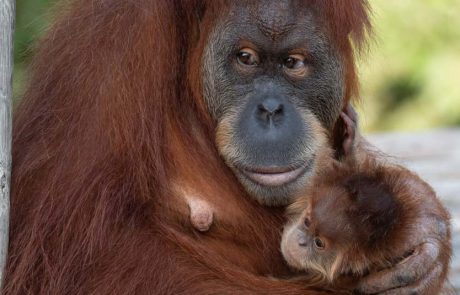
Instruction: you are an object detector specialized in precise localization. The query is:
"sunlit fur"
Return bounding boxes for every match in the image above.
[4,1,372,294]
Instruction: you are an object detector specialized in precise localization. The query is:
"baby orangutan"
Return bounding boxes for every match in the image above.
[281,153,452,294]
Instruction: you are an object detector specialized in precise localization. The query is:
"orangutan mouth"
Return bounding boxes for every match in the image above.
[240,160,313,187]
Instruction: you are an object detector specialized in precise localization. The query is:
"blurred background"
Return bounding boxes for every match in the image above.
[13,0,460,131]
[358,0,460,132]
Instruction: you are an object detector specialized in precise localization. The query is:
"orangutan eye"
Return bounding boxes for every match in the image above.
[314,237,326,250]
[237,48,260,66]
[283,54,308,77]
[284,56,303,69]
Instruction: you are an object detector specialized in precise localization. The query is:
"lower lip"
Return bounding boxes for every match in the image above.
[240,162,311,187]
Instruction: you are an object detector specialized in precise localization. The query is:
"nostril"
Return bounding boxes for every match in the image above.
[273,104,283,115]
[254,97,287,127]
[257,104,268,113]
[259,98,284,116]
[298,235,308,247]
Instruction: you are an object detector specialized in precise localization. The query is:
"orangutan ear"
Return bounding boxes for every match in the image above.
[332,104,357,160]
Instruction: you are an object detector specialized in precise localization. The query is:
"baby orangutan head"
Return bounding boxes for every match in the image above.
[281,160,402,282]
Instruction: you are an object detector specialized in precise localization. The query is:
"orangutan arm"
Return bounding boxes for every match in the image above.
[83,226,339,295]
[340,108,452,295]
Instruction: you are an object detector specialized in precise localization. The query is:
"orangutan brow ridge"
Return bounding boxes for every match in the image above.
[252,0,296,40]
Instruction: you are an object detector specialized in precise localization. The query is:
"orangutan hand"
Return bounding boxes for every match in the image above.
[341,106,452,294]
[354,211,451,294]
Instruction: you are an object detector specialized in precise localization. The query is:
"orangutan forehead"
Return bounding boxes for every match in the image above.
[231,0,308,40]
[251,0,297,39]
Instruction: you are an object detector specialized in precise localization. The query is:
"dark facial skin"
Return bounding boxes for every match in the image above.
[203,0,345,206]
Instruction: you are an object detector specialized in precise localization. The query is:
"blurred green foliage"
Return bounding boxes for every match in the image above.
[13,0,53,104]
[13,0,460,131]
[358,0,460,131]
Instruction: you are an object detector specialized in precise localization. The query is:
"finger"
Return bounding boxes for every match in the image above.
[356,242,440,294]
[344,104,358,125]
[379,263,443,295]
[340,111,355,134]
[340,112,355,156]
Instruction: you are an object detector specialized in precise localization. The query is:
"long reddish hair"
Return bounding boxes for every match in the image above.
[4,1,371,293]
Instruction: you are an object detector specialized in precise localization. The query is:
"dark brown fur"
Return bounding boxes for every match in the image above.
[282,151,452,294]
[5,1,372,294]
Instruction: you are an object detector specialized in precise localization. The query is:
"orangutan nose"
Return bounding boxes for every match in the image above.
[298,231,309,247]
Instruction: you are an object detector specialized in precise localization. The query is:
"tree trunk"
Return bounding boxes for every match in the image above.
[0,0,14,287]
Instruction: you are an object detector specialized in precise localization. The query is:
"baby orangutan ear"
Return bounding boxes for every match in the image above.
[344,176,400,246]
[332,105,357,160]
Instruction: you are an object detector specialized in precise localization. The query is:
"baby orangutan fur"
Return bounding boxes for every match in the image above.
[281,147,452,294]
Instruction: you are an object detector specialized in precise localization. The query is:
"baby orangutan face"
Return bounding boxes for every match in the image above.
[281,169,401,282]
[281,185,359,281]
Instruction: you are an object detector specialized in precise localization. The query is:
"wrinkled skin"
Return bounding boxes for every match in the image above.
[201,2,451,293]
[204,1,343,206]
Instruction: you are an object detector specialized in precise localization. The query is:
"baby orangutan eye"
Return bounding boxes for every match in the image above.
[314,237,326,250]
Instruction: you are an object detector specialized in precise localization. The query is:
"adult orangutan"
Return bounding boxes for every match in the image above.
[3,1,451,294]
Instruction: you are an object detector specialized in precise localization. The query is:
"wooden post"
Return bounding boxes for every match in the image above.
[0,0,14,286]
